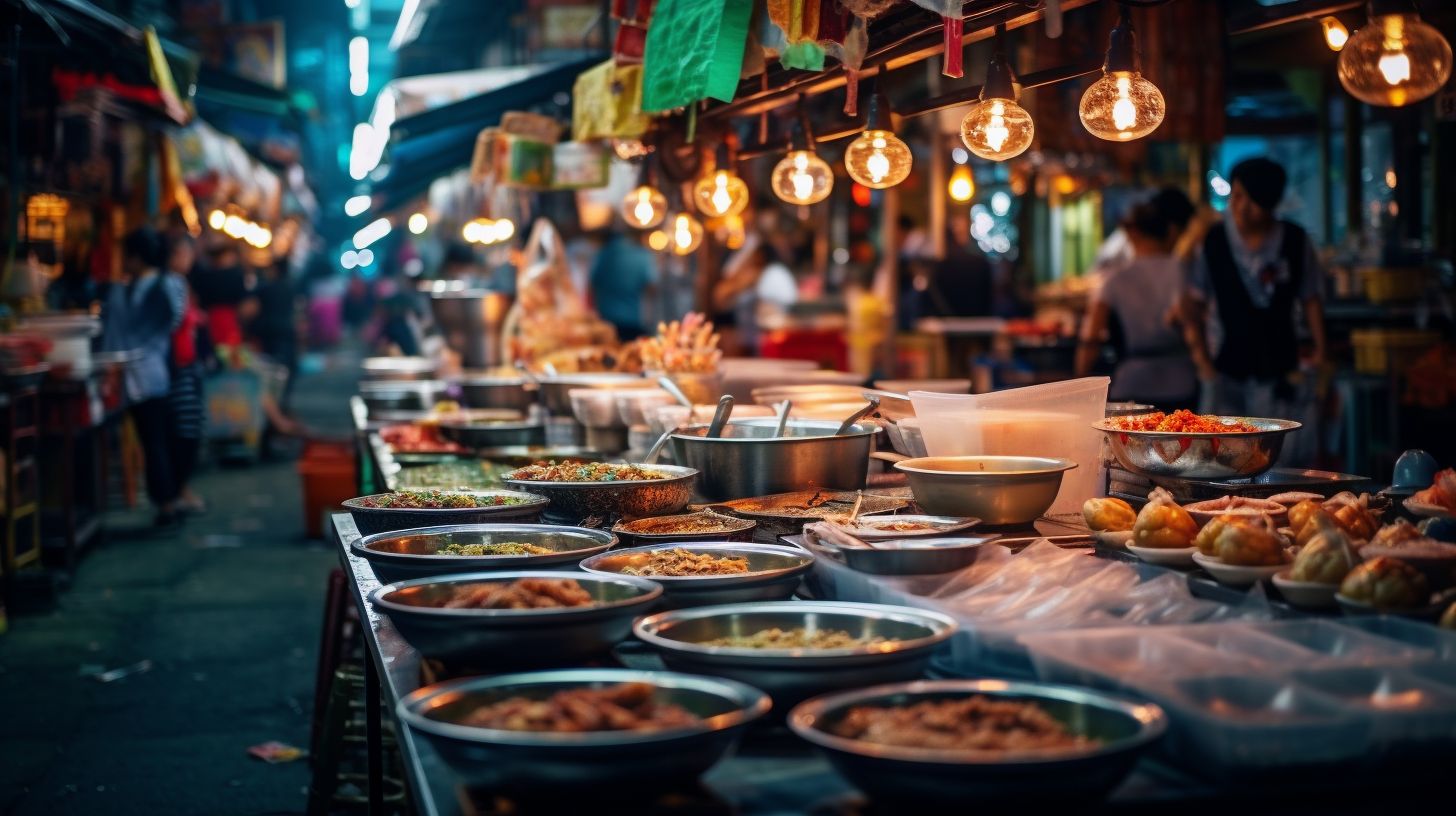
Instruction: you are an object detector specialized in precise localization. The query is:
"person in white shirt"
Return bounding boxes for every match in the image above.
[713,231,799,354]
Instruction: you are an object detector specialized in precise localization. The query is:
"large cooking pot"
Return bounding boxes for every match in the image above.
[669,419,879,501]
[455,371,538,412]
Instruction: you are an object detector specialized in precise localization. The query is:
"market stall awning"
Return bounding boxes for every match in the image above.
[194,65,308,165]
[365,56,601,215]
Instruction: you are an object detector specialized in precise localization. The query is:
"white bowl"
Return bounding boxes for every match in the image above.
[614,389,677,427]
[1125,544,1197,568]
[1271,569,1340,608]
[1191,552,1285,588]
[568,388,624,428]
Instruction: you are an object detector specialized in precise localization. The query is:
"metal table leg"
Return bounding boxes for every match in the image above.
[364,655,384,815]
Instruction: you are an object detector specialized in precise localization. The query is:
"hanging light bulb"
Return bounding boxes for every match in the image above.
[948,165,975,203]
[844,92,913,189]
[621,184,668,229]
[772,108,835,205]
[693,169,750,217]
[1322,16,1350,51]
[668,212,704,256]
[646,229,669,252]
[960,29,1035,161]
[1338,1,1452,107]
[1079,8,1166,142]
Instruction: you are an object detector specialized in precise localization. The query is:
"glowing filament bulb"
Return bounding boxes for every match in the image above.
[985,101,1010,153]
[710,172,733,214]
[1379,50,1411,84]
[634,190,656,224]
[1112,75,1137,132]
[791,154,814,201]
[865,137,891,183]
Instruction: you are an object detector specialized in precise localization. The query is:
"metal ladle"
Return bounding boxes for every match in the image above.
[657,376,693,407]
[772,400,792,438]
[834,396,880,436]
[705,395,735,438]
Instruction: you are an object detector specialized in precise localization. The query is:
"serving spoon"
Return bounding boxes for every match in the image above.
[772,400,793,438]
[705,395,735,438]
[657,375,693,407]
[835,397,880,436]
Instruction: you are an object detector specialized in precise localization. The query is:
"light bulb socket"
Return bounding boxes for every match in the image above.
[981,50,1019,102]
[1103,6,1140,75]
[1368,0,1421,18]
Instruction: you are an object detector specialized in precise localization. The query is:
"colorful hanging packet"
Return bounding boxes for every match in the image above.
[642,0,756,111]
[612,0,657,64]
[905,0,966,77]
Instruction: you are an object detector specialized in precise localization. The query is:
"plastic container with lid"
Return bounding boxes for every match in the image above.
[909,377,1109,515]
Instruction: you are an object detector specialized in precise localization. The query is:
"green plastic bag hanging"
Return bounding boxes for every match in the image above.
[642,0,755,112]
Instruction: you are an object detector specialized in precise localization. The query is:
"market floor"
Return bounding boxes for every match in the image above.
[1,351,360,816]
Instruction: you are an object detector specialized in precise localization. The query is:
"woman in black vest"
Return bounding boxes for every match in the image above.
[1181,157,1327,429]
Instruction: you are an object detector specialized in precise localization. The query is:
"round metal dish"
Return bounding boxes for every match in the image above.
[1093,415,1302,480]
[579,542,814,608]
[369,571,662,665]
[362,356,438,381]
[351,523,617,584]
[670,419,880,502]
[611,511,757,548]
[835,515,981,542]
[397,669,769,793]
[344,489,548,536]
[502,463,697,525]
[435,418,546,449]
[893,456,1077,525]
[788,679,1167,803]
[360,380,450,413]
[455,372,537,411]
[634,601,957,709]
[813,537,996,576]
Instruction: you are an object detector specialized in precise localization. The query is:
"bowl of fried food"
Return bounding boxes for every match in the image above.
[351,524,617,584]
[579,542,814,608]
[1094,410,1301,480]
[344,489,548,535]
[788,679,1166,804]
[398,669,769,794]
[634,601,956,710]
[368,571,661,665]
[502,461,697,525]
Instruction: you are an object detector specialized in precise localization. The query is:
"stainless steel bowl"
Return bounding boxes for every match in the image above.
[362,356,438,381]
[369,571,662,665]
[579,542,814,608]
[344,489,548,536]
[634,601,956,709]
[537,373,650,415]
[611,511,757,548]
[435,418,546,449]
[814,537,996,576]
[359,380,450,413]
[397,669,769,793]
[502,463,697,525]
[670,419,880,502]
[893,456,1077,525]
[1094,416,1302,480]
[351,523,617,584]
[456,373,538,412]
[789,679,1167,803]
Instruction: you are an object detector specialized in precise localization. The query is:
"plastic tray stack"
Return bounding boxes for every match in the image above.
[1019,618,1456,779]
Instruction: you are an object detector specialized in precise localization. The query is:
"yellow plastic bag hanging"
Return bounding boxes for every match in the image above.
[572,60,651,142]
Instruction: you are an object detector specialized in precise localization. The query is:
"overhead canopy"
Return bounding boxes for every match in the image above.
[366,56,601,215]
[194,65,309,166]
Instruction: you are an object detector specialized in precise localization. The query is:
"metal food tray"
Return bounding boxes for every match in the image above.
[1107,465,1374,505]
[1019,619,1456,780]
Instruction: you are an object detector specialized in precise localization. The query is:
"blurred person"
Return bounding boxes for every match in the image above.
[1076,202,1197,410]
[712,231,799,354]
[1090,187,1196,273]
[1182,157,1327,420]
[193,244,255,359]
[101,228,184,526]
[588,228,657,340]
[164,235,210,513]
[248,261,299,408]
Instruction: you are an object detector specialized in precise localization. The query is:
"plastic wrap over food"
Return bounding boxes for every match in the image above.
[810,540,1263,677]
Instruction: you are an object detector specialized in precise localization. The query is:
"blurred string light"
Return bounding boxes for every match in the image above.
[349,36,369,97]
[349,123,380,180]
[340,250,359,269]
[357,248,375,267]
[344,195,371,216]
[646,229,669,252]
[1079,7,1165,142]
[948,165,975,202]
[353,217,392,249]
[951,147,970,165]
[1322,16,1350,50]
[668,212,705,256]
[1208,171,1231,197]
[1338,1,1452,107]
[462,218,515,245]
[207,209,226,230]
[407,212,429,234]
[990,190,1012,217]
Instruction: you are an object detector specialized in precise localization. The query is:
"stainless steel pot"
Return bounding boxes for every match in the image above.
[362,356,438,381]
[359,380,450,413]
[435,419,546,449]
[423,286,511,370]
[893,455,1076,525]
[456,373,538,412]
[669,419,879,502]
